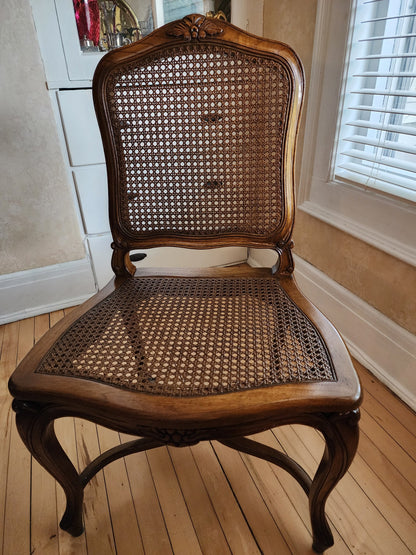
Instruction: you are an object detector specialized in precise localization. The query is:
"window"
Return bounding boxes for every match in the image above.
[154,1,231,27]
[334,0,416,203]
[298,0,416,266]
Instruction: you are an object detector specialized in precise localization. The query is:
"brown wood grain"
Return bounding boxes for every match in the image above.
[6,15,364,553]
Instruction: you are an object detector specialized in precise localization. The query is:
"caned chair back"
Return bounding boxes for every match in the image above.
[93,15,304,270]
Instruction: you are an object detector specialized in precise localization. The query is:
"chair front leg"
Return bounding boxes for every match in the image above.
[309,409,360,553]
[12,400,84,536]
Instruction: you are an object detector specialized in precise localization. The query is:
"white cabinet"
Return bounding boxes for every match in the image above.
[87,234,113,289]
[73,165,109,234]
[58,90,105,166]
[31,1,263,287]
[54,0,105,82]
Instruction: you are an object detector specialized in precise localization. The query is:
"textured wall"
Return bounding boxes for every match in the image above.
[0,0,85,275]
[264,0,316,186]
[263,0,416,334]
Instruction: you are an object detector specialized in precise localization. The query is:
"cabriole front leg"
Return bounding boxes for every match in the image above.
[12,400,84,536]
[309,409,360,553]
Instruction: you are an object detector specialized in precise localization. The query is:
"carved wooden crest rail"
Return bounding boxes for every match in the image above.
[167,14,223,41]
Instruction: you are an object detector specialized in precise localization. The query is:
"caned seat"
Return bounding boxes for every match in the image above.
[9,14,361,553]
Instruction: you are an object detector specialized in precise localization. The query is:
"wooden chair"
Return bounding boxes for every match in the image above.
[9,15,361,553]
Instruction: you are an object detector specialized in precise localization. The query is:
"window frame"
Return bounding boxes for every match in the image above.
[298,0,416,267]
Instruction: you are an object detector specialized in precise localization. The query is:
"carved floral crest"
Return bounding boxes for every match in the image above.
[167,14,223,41]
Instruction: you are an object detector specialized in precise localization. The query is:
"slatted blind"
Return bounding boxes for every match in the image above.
[157,1,216,25]
[334,0,416,202]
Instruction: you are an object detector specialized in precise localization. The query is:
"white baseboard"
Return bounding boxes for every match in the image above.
[294,255,416,410]
[0,258,97,325]
[248,251,416,411]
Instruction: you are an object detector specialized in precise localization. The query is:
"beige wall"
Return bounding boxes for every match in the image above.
[263,0,416,335]
[0,0,85,275]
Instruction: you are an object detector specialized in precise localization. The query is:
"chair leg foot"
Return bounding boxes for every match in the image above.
[12,400,84,537]
[59,516,84,537]
[312,541,328,554]
[309,409,360,553]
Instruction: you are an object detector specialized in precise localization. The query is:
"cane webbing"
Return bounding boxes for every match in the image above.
[36,277,336,397]
[106,42,291,239]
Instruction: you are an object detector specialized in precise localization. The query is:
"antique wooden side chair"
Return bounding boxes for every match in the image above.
[9,15,362,553]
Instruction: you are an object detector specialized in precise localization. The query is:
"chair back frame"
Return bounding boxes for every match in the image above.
[93,14,304,277]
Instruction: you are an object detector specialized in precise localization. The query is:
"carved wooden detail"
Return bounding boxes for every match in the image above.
[273,240,295,276]
[167,14,223,41]
[145,428,204,446]
[111,241,135,277]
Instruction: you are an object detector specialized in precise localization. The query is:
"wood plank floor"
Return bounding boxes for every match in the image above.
[1,309,415,554]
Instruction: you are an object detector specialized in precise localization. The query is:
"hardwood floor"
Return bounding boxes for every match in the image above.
[1,309,415,554]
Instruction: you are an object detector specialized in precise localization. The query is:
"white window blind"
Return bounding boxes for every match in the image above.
[333,0,416,203]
